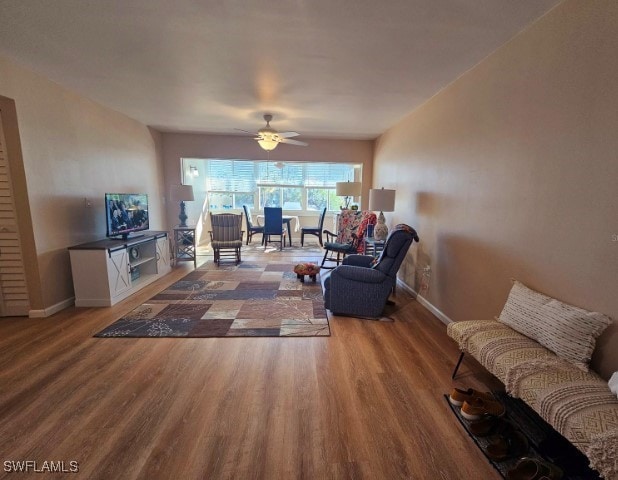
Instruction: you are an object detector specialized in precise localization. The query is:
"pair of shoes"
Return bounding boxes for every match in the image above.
[469,416,513,437]
[485,430,529,461]
[448,387,495,407]
[461,396,506,421]
[506,456,563,480]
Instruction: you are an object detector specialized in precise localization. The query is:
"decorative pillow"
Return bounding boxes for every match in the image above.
[498,280,612,371]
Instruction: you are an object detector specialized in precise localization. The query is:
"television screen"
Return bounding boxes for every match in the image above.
[105,193,149,239]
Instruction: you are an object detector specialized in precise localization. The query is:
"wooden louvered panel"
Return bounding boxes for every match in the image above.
[0,275,25,283]
[2,274,27,283]
[5,299,29,307]
[0,267,25,275]
[0,111,29,315]
[0,253,23,261]
[0,247,22,255]
[2,282,28,292]
[0,236,20,245]
[0,281,28,294]
[0,260,24,267]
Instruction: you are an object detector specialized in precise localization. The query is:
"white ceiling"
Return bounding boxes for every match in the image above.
[0,0,561,140]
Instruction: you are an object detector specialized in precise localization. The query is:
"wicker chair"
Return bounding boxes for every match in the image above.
[320,210,376,268]
[322,224,419,318]
[209,213,243,265]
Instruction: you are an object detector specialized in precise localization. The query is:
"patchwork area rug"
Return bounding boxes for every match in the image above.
[95,261,330,337]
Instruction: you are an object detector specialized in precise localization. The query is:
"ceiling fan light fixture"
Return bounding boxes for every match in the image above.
[258,138,278,151]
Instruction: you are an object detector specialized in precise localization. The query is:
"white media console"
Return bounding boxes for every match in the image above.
[69,231,171,307]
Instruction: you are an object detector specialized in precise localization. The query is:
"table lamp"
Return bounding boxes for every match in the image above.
[336,181,362,209]
[171,184,194,227]
[369,187,396,240]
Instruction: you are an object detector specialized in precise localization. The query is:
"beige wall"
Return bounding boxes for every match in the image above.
[0,55,166,313]
[373,0,618,379]
[162,133,374,244]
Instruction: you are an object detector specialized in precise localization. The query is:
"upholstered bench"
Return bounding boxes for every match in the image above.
[447,281,617,479]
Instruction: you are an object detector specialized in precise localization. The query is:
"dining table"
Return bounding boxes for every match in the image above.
[256,215,299,246]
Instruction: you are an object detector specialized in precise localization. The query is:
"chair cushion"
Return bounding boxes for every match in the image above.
[324,242,357,253]
[212,240,242,247]
[498,280,612,371]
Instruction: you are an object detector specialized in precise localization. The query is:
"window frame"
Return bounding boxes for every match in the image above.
[184,159,361,215]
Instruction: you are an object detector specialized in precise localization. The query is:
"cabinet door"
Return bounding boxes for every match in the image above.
[107,248,131,297]
[156,236,171,273]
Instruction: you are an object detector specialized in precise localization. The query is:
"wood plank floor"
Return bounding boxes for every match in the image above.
[0,250,503,479]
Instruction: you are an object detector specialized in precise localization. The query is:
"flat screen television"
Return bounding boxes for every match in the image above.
[105,193,149,239]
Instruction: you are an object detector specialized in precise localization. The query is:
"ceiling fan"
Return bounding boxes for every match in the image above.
[236,114,308,151]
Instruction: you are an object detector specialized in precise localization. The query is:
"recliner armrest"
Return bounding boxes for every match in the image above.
[331,265,385,283]
[342,254,374,268]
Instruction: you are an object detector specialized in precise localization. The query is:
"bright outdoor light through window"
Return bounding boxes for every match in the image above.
[183,159,360,212]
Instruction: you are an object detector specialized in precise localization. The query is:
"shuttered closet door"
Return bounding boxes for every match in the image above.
[0,112,29,316]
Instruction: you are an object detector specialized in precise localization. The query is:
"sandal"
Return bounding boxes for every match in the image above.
[486,430,529,461]
[506,456,563,480]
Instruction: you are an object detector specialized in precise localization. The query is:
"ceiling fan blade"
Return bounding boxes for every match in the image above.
[280,138,308,146]
[277,131,300,138]
[235,128,259,135]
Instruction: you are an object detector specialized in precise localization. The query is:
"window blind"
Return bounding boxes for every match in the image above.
[186,158,357,191]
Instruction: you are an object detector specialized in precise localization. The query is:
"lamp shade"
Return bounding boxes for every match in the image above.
[369,188,396,212]
[336,181,362,197]
[171,184,194,202]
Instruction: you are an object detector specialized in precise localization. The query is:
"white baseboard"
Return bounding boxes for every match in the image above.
[396,278,453,326]
[29,297,75,318]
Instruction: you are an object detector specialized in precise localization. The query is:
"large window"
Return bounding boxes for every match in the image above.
[188,159,360,213]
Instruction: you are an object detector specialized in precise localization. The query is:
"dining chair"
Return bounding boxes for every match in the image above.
[301,207,327,246]
[209,213,243,265]
[242,205,264,245]
[263,207,287,250]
